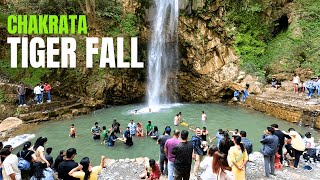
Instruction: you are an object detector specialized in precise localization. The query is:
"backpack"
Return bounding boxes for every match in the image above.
[18,151,31,170]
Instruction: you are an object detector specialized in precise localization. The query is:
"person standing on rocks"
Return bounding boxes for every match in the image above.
[260,127,279,177]
[17,141,35,179]
[53,150,66,171]
[271,124,291,164]
[191,127,205,178]
[286,128,305,168]
[157,126,171,176]
[0,147,21,180]
[33,84,42,104]
[199,145,219,180]
[227,135,248,180]
[219,132,234,155]
[210,129,224,147]
[240,131,253,155]
[164,130,180,180]
[44,82,52,103]
[172,130,193,180]
[57,148,78,180]
[17,82,26,106]
[293,74,300,93]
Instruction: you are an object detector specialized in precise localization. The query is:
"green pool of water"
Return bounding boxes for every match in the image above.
[18,103,320,165]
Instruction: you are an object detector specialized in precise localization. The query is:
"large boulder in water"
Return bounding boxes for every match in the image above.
[0,117,23,132]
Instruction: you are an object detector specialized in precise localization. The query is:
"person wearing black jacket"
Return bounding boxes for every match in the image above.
[57,148,79,180]
[17,141,35,179]
[271,124,291,164]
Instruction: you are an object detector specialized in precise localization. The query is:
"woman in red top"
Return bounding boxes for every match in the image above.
[44,82,52,102]
[139,159,160,180]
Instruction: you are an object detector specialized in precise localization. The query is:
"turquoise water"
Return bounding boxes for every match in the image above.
[18,103,320,165]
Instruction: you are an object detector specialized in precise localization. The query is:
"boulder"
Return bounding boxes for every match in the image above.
[0,117,23,132]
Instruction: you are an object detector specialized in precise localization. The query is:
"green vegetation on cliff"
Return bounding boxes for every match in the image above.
[0,0,144,98]
[223,0,320,77]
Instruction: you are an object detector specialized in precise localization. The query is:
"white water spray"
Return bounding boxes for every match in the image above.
[147,0,179,110]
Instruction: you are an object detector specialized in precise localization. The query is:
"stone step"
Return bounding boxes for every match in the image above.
[26,117,50,123]
[18,102,83,121]
[18,99,79,114]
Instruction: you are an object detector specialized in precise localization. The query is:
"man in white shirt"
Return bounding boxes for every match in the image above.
[33,84,42,104]
[0,147,21,180]
[293,74,300,93]
[201,111,207,121]
[128,120,136,136]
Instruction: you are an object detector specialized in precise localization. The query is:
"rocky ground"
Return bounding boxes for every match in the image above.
[98,152,320,180]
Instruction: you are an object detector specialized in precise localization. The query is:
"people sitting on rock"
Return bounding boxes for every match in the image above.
[68,156,106,180]
[271,76,277,88]
[233,90,240,102]
[303,132,315,149]
[275,81,282,89]
[139,159,161,180]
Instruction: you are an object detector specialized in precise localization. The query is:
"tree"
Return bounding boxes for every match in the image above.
[77,0,96,27]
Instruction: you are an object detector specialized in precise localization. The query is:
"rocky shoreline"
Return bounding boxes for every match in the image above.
[99,152,320,180]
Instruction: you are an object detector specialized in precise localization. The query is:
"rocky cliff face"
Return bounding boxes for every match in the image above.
[0,0,296,105]
[176,0,240,102]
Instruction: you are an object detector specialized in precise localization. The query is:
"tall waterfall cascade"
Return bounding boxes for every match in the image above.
[147,0,179,109]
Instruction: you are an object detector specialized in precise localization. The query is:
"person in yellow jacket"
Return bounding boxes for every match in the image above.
[286,128,305,168]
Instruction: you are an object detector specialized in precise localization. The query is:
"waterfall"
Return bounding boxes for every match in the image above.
[147,0,179,109]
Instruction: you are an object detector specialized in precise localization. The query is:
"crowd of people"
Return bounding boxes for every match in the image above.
[0,110,319,180]
[271,74,320,99]
[17,82,52,106]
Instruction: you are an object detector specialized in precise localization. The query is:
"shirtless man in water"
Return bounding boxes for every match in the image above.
[69,124,77,138]
[174,113,180,126]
